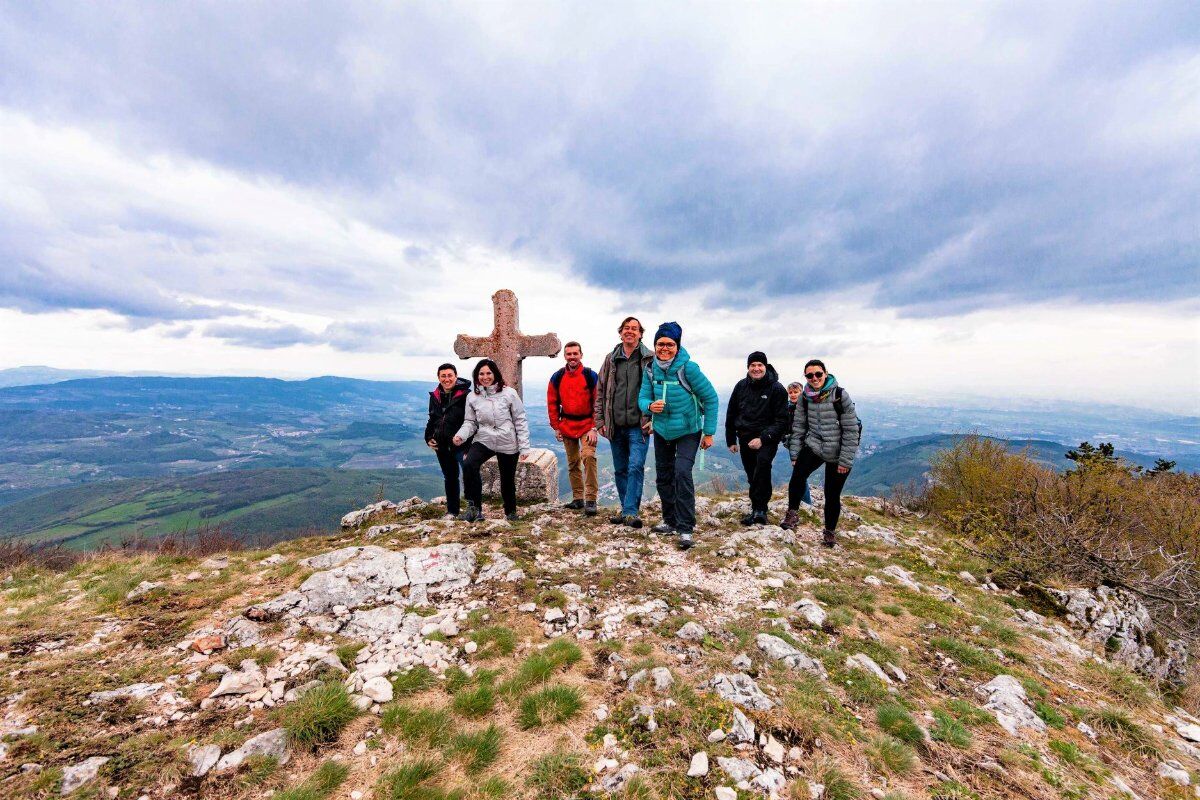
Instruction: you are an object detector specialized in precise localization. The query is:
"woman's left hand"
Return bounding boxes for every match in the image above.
[837,465,849,474]
[700,434,713,450]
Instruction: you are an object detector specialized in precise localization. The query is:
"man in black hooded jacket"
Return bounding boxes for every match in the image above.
[425,363,472,517]
[725,351,789,525]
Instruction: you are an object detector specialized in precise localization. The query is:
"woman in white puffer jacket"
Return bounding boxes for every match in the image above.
[452,358,530,522]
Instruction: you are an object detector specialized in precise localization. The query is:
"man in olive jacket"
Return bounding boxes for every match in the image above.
[593,316,654,528]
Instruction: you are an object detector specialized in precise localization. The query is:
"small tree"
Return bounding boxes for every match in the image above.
[1147,458,1177,477]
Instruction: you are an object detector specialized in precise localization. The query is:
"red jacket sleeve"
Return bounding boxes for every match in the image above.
[546,379,560,431]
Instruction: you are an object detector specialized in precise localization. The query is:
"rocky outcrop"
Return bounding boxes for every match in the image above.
[976,675,1046,736]
[480,447,558,502]
[1047,586,1189,683]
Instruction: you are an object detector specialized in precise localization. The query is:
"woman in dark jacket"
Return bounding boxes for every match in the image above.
[425,363,472,518]
[783,360,860,547]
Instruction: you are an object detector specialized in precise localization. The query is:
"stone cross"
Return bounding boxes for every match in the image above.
[454,289,561,398]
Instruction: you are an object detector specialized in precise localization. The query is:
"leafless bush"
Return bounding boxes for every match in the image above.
[0,539,87,572]
[927,436,1200,641]
[110,523,246,557]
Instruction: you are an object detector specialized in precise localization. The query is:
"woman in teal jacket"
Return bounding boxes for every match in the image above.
[638,321,719,550]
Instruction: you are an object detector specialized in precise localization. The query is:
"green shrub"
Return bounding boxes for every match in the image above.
[931,710,971,748]
[381,705,454,749]
[447,725,503,774]
[875,703,926,748]
[468,626,517,659]
[866,734,916,775]
[280,681,359,748]
[527,751,589,797]
[391,666,436,697]
[518,685,584,729]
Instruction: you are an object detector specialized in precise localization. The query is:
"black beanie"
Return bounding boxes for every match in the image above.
[747,351,767,367]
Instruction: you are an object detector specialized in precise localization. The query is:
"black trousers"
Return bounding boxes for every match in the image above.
[435,444,465,515]
[788,446,851,531]
[737,434,779,512]
[462,442,519,515]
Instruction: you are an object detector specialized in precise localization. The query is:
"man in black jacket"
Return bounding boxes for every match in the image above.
[425,363,472,518]
[725,351,789,525]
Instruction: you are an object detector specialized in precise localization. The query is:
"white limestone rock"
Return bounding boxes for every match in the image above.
[976,675,1046,736]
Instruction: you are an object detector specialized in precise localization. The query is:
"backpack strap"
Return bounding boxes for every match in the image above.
[833,386,844,416]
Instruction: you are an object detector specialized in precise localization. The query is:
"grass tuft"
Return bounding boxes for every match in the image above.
[447,724,503,774]
[273,760,350,800]
[866,734,917,775]
[501,640,582,698]
[452,683,496,718]
[527,751,590,797]
[279,681,359,748]
[931,710,972,748]
[876,703,926,747]
[467,626,517,659]
[518,684,584,729]
[391,666,437,697]
[375,759,452,800]
[381,704,454,749]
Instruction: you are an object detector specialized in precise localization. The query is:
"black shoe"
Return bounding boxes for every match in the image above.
[563,499,585,510]
[740,512,756,526]
[506,513,520,522]
[463,503,480,523]
[677,531,694,550]
[822,528,836,548]
[753,511,768,525]
[584,501,597,517]
[651,523,674,535]
[609,513,626,525]
[623,516,643,529]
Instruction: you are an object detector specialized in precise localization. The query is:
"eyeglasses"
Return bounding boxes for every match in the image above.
[655,342,677,348]
[805,371,824,379]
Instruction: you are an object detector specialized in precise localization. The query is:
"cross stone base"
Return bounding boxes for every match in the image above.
[480,448,559,503]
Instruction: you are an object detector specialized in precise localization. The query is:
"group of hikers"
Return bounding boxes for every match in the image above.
[424,317,860,550]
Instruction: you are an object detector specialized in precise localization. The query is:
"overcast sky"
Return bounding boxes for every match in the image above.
[1,2,1197,411]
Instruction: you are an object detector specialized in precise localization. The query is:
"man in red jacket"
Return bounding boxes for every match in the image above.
[547,341,599,516]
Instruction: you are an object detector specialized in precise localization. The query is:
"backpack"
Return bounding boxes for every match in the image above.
[802,387,863,439]
[549,367,598,419]
[644,363,700,418]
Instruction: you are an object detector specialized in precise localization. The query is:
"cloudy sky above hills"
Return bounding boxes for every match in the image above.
[1,2,1197,410]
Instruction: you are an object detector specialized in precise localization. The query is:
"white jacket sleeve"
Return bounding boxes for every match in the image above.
[455,393,478,442]
[510,389,531,452]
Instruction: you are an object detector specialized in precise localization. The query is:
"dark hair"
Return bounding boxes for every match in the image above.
[437,363,457,375]
[564,341,582,353]
[472,358,505,392]
[804,359,826,372]
[617,316,644,336]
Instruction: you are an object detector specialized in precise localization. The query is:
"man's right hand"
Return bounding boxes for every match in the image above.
[426,439,438,449]
[555,431,563,442]
[728,444,738,453]
[452,435,464,446]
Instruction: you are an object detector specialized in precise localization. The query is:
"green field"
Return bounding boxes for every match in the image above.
[0,468,442,549]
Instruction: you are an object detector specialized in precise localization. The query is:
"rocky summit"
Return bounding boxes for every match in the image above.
[0,491,1195,800]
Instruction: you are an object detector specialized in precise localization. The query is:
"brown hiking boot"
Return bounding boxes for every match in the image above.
[780,509,799,531]
[822,528,836,548]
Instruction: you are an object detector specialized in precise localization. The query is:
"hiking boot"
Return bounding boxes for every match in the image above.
[463,503,481,524]
[651,523,674,535]
[584,501,597,517]
[753,511,768,526]
[506,513,520,523]
[609,513,626,525]
[780,509,799,531]
[822,528,836,548]
[677,531,694,550]
[563,499,585,510]
[739,512,756,526]
[623,516,644,529]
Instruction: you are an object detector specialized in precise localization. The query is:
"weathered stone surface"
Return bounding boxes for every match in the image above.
[710,672,775,711]
[476,553,518,583]
[731,708,755,743]
[126,581,163,600]
[89,682,163,704]
[208,661,264,698]
[976,675,1046,736]
[213,728,289,773]
[341,500,399,529]
[687,751,709,777]
[717,756,761,782]
[676,621,707,641]
[882,565,921,591]
[187,744,221,777]
[480,448,559,503]
[453,288,561,399]
[757,634,828,678]
[61,756,108,795]
[845,653,892,685]
[362,676,394,704]
[790,598,827,629]
[1047,586,1188,683]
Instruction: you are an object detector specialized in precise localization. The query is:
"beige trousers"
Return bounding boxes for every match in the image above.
[562,436,598,501]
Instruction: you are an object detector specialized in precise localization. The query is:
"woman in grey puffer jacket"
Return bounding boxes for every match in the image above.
[782,359,860,546]
[453,358,530,522]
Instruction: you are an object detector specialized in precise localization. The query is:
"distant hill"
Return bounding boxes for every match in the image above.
[0,468,442,549]
[0,365,195,388]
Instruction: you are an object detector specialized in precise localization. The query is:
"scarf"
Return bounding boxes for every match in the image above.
[655,357,675,371]
[802,373,838,404]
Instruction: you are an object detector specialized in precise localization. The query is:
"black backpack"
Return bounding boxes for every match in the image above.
[802,387,863,439]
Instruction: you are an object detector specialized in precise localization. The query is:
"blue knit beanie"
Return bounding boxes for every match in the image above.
[654,321,682,345]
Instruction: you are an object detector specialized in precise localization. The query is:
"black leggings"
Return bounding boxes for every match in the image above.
[435,444,464,515]
[788,447,851,531]
[462,443,519,515]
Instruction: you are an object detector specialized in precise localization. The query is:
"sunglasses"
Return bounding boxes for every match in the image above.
[805,371,825,380]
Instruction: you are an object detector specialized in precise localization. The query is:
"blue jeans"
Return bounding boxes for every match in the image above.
[654,431,701,533]
[609,425,649,517]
